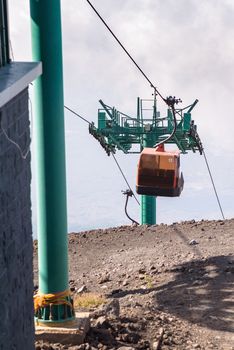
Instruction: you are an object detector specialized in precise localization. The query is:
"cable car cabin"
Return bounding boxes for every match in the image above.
[136,145,184,197]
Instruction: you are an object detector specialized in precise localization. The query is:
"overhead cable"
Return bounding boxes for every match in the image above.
[85,0,166,103]
[64,105,91,125]
[122,189,140,225]
[111,152,140,206]
[202,149,225,220]
[67,6,225,220]
[154,99,178,147]
[65,105,140,206]
[85,0,184,149]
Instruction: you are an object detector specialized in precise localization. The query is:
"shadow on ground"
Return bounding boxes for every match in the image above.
[110,255,234,333]
[155,255,234,332]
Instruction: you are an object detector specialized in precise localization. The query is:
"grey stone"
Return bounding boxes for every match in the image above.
[189,239,199,245]
[123,279,129,286]
[95,316,110,328]
[104,299,120,318]
[77,285,88,294]
[98,273,111,284]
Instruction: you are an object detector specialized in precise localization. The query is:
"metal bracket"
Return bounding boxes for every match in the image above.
[122,189,139,225]
[89,122,115,156]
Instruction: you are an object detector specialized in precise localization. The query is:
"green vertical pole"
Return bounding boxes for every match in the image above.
[141,133,156,225]
[0,0,10,66]
[30,0,74,323]
[141,195,156,224]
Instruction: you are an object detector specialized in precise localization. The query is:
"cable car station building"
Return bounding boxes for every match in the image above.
[0,1,41,348]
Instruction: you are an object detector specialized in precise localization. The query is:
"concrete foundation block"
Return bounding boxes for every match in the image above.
[35,312,90,345]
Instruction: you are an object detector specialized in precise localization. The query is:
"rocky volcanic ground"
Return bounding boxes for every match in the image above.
[34,219,234,350]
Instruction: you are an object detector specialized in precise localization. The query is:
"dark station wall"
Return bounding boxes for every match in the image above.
[0,88,34,349]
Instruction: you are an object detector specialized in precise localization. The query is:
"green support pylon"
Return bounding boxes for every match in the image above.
[141,133,156,225]
[30,0,74,324]
[141,195,156,225]
[92,95,202,226]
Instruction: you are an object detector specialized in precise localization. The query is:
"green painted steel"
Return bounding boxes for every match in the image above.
[141,133,156,225]
[0,0,10,67]
[141,195,156,225]
[30,0,73,322]
[91,95,202,225]
[183,113,191,131]
[98,111,106,129]
[91,97,202,155]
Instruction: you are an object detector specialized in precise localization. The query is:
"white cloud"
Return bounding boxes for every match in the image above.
[9,0,234,233]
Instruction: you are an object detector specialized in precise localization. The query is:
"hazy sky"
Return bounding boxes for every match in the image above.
[9,0,234,233]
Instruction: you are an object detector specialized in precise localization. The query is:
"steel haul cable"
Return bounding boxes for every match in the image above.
[202,149,225,220]
[111,152,140,206]
[65,105,140,207]
[122,189,140,225]
[64,103,225,220]
[85,0,166,103]
[154,102,178,147]
[66,2,226,220]
[64,105,91,125]
[85,0,185,155]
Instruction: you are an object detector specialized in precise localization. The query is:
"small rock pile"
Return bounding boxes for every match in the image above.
[35,298,206,350]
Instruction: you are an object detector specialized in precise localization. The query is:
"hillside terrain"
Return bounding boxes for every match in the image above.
[34,219,234,350]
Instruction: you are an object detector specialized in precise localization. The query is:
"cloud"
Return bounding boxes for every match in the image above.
[9,0,234,232]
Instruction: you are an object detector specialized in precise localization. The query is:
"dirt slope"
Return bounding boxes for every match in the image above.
[34,219,234,349]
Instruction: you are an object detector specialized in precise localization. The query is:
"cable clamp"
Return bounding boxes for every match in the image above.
[122,189,139,225]
[165,96,182,107]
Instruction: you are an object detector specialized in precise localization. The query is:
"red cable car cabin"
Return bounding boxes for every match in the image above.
[136,144,184,197]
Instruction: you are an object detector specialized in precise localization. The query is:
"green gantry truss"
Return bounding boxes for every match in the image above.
[89,94,203,156]
[89,93,203,225]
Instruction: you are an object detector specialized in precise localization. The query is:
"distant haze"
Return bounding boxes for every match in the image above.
[9,1,234,234]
